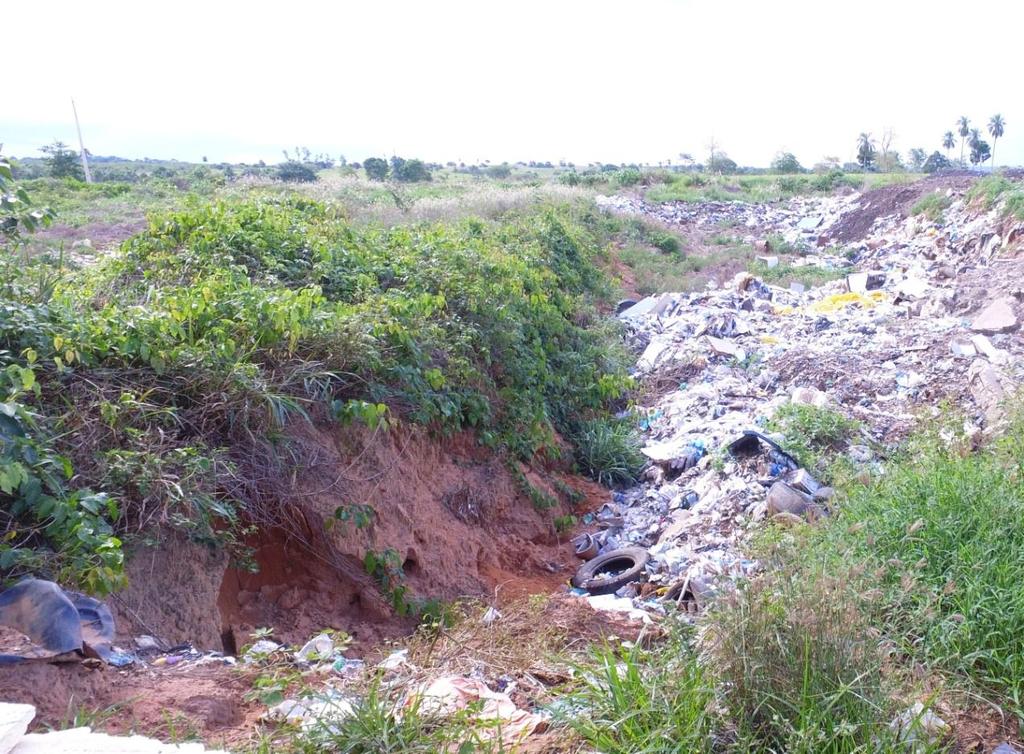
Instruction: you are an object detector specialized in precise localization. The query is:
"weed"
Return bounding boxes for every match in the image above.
[966,175,1013,208]
[767,403,860,471]
[571,417,644,487]
[910,193,952,222]
[707,553,918,753]
[750,260,848,289]
[557,624,714,753]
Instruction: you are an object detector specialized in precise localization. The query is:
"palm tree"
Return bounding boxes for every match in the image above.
[988,114,1005,169]
[957,116,971,166]
[942,131,956,157]
[856,132,876,170]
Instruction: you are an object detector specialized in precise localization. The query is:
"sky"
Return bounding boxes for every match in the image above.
[4,0,1022,168]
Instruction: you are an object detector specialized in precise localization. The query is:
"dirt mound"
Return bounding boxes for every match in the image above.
[106,422,600,656]
[830,175,977,243]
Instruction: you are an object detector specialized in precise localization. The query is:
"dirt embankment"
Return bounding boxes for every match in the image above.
[103,422,601,654]
[0,421,606,735]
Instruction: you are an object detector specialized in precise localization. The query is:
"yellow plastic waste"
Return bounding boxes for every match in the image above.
[760,335,779,345]
[807,291,886,314]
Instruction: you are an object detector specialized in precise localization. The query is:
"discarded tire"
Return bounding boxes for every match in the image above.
[572,547,650,595]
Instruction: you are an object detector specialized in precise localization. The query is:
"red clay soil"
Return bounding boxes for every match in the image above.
[105,422,602,655]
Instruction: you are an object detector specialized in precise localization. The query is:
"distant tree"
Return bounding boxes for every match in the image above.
[486,163,512,178]
[957,116,971,165]
[41,140,84,180]
[364,157,389,181]
[391,157,432,182]
[988,114,1005,169]
[770,151,803,173]
[813,156,841,173]
[922,151,952,173]
[856,133,876,170]
[338,154,347,166]
[969,129,991,166]
[707,153,737,173]
[942,131,956,158]
[908,148,927,172]
[877,128,897,172]
[276,160,317,183]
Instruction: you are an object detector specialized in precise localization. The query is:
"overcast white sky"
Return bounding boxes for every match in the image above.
[4,0,1021,168]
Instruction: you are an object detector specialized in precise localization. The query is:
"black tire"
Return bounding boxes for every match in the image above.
[572,547,650,595]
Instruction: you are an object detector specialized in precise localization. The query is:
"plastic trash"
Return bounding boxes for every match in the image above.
[0,579,116,664]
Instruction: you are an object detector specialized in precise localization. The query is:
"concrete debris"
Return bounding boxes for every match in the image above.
[971,297,1019,333]
[589,181,1022,622]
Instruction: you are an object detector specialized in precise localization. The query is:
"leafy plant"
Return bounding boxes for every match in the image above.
[572,417,644,487]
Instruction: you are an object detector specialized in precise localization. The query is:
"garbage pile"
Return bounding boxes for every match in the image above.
[574,182,1024,617]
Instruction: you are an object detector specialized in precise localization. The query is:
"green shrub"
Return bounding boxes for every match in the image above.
[614,168,643,187]
[572,417,644,487]
[1,197,633,590]
[766,403,860,470]
[910,193,951,222]
[649,230,682,255]
[966,175,1013,208]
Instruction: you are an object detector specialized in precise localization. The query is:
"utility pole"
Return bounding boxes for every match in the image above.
[71,98,92,183]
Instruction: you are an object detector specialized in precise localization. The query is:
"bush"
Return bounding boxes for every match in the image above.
[649,230,681,255]
[275,161,317,183]
[910,193,951,222]
[0,199,633,590]
[572,418,644,487]
[485,163,511,179]
[614,168,643,187]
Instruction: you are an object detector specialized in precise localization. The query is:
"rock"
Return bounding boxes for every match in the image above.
[766,482,823,520]
[756,255,779,268]
[706,336,746,362]
[970,297,1018,333]
[813,486,835,502]
[791,386,829,408]
[847,445,873,463]
[970,333,1008,364]
[993,743,1022,754]
[789,281,806,293]
[797,215,823,231]
[949,338,976,358]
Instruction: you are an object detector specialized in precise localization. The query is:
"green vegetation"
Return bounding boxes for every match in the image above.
[910,193,952,222]
[572,417,644,487]
[818,417,1024,708]
[749,260,848,290]
[767,402,861,471]
[0,178,632,592]
[646,171,912,204]
[559,627,714,753]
